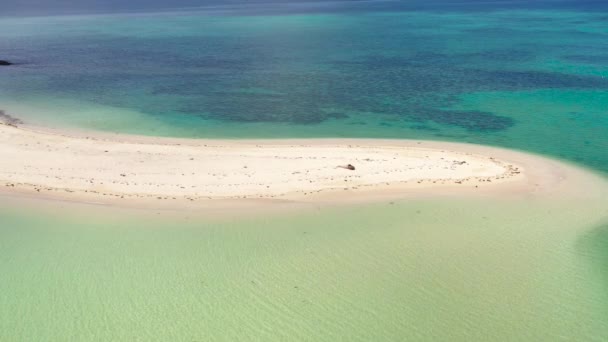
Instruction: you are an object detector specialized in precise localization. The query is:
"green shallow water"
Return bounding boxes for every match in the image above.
[2,3,608,340]
[1,197,607,341]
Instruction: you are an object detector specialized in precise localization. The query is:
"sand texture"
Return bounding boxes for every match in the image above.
[1,121,591,209]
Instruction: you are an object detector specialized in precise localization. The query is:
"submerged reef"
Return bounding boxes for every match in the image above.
[0,111,23,127]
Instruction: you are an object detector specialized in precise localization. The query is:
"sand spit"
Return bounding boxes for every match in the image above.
[0,121,600,210]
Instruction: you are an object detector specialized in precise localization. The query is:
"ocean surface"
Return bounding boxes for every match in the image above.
[1,1,608,340]
[1,0,607,172]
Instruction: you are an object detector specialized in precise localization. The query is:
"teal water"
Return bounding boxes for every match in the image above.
[1,5,607,172]
[2,2,608,340]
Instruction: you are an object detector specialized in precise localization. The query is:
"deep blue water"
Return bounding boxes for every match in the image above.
[3,0,608,16]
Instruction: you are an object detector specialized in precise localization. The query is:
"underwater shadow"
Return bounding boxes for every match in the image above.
[576,222,608,298]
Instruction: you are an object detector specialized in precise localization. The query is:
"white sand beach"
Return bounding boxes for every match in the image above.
[0,121,601,210]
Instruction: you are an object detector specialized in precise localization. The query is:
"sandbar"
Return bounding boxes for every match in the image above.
[0,121,602,211]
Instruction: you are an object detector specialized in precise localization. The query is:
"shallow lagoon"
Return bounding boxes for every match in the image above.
[1,195,607,341]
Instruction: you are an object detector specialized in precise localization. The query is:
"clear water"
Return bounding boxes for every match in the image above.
[1,2,607,172]
[1,196,608,341]
[1,2,608,340]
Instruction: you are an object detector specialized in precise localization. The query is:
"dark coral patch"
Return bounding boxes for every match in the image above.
[9,31,608,132]
[428,110,514,132]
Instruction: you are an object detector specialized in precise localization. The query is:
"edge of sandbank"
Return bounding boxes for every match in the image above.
[0,119,606,214]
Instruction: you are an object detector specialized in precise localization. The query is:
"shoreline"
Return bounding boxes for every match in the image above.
[0,121,605,211]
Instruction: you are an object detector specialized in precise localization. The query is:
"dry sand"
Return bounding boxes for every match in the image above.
[0,121,602,211]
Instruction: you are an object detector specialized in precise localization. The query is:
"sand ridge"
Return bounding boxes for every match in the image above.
[0,121,534,209]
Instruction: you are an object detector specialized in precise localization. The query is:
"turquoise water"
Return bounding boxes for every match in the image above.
[2,2,608,340]
[1,4,607,172]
